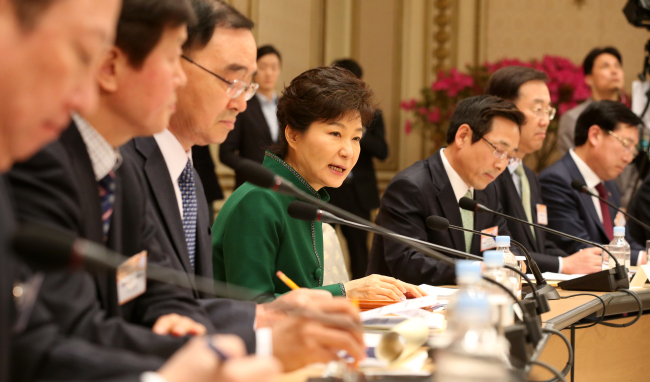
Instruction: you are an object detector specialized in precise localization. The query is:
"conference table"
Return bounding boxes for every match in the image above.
[280,284,650,382]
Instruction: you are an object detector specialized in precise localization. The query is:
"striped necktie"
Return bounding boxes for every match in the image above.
[179,159,197,271]
[514,164,536,239]
[460,190,473,252]
[98,170,116,243]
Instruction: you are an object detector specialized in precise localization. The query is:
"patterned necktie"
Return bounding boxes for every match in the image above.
[595,183,614,241]
[98,170,116,243]
[179,159,197,271]
[460,190,474,252]
[514,164,536,239]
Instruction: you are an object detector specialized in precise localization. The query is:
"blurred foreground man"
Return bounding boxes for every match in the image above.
[368,95,524,285]
[487,66,603,274]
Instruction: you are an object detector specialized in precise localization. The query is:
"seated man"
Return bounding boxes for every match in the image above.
[539,100,644,264]
[486,66,602,274]
[368,95,524,285]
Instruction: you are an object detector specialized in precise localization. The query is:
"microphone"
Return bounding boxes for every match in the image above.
[12,223,261,301]
[459,197,629,292]
[426,215,559,303]
[288,200,546,352]
[571,179,650,233]
[287,200,483,262]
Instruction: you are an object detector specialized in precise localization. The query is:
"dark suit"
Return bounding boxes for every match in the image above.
[327,110,389,279]
[192,145,223,204]
[122,137,257,352]
[220,95,275,188]
[539,152,642,263]
[7,123,213,370]
[1,176,166,382]
[368,150,511,285]
[494,165,568,273]
[620,172,650,248]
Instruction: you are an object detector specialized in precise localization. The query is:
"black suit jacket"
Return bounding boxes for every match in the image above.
[367,149,511,285]
[220,95,275,188]
[7,123,214,368]
[539,152,642,263]
[0,176,166,382]
[327,110,388,211]
[192,145,223,203]
[628,172,650,245]
[494,165,568,273]
[122,137,257,352]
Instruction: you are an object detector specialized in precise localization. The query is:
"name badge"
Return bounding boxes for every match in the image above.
[536,204,548,226]
[480,226,499,251]
[117,251,147,305]
[614,211,626,227]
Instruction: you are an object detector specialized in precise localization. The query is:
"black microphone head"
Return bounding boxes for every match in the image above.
[571,179,587,193]
[236,158,277,189]
[459,197,479,212]
[287,201,319,222]
[426,216,450,231]
[11,224,76,270]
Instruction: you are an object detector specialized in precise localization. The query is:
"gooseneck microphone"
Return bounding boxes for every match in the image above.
[459,197,629,292]
[426,215,559,303]
[288,200,546,349]
[570,179,650,233]
[12,223,260,301]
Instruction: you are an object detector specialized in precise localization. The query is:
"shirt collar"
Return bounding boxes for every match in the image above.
[507,159,522,175]
[262,151,330,202]
[440,148,473,202]
[569,148,602,189]
[256,92,277,105]
[154,129,193,182]
[73,113,122,181]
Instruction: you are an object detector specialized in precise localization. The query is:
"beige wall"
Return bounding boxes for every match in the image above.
[214,0,649,206]
[479,0,649,93]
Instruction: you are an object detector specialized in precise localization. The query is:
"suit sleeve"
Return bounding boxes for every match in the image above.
[539,171,592,254]
[375,177,451,285]
[556,112,576,157]
[219,117,244,171]
[360,111,389,160]
[628,174,650,247]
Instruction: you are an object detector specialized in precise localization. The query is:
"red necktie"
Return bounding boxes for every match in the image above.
[595,183,614,241]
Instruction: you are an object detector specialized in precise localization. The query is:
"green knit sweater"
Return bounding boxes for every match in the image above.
[212,152,345,300]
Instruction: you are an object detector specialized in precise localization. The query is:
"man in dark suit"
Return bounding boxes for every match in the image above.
[325,59,389,280]
[220,45,282,188]
[487,66,603,274]
[122,3,366,369]
[539,100,645,265]
[368,95,524,285]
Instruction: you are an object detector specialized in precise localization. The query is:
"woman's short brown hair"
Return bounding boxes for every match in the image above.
[270,66,376,158]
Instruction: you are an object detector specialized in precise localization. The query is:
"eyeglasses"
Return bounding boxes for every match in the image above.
[531,106,556,121]
[607,130,639,157]
[182,55,259,101]
[481,136,518,165]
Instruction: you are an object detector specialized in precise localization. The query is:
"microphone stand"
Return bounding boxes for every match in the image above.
[460,197,630,292]
[442,222,559,302]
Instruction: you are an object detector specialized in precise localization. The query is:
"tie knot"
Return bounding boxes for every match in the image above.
[595,182,607,198]
[98,170,116,191]
[464,189,472,198]
[514,164,525,176]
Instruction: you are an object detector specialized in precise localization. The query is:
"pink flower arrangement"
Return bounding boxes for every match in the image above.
[400,55,617,170]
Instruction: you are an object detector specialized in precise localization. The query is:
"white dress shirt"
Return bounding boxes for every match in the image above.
[569,149,604,223]
[440,149,474,203]
[73,113,122,180]
[256,92,279,142]
[154,129,193,219]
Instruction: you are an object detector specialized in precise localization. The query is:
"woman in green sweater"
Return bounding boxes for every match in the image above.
[213,66,425,300]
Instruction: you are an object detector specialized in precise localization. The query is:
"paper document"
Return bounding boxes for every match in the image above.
[360,295,439,322]
[527,272,584,281]
[418,284,458,296]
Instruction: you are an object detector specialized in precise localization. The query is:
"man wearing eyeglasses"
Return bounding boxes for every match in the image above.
[487,66,604,275]
[368,95,524,286]
[539,100,645,265]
